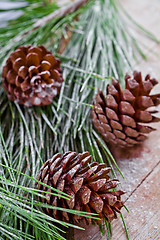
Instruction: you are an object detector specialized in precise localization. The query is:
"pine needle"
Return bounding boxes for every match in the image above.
[0,0,156,239]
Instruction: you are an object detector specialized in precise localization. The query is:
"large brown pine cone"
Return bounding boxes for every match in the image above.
[92,71,160,148]
[2,45,63,107]
[36,151,125,224]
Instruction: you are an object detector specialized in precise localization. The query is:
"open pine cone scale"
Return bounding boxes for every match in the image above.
[36,151,125,224]
[92,71,160,148]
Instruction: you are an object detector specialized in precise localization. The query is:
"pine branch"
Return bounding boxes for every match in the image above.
[16,0,90,41]
[34,0,90,28]
[1,0,156,239]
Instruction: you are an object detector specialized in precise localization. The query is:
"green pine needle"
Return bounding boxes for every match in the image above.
[1,0,158,239]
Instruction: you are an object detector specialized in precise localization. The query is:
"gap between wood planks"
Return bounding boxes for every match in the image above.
[124,160,160,203]
[89,162,160,240]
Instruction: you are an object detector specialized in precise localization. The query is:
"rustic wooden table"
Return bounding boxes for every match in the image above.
[1,0,159,239]
[59,0,160,239]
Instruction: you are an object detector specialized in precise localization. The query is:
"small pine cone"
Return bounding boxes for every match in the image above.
[2,45,63,107]
[36,151,125,224]
[92,71,160,148]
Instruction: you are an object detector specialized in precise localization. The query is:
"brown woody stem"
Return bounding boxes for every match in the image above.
[34,0,90,29]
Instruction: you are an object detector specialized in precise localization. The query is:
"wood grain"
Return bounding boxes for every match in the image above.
[58,0,160,239]
[112,162,160,239]
[73,0,160,239]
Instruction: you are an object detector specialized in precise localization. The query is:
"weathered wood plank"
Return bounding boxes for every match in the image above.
[112,162,160,239]
[58,0,160,239]
[134,212,160,240]
[74,161,160,240]
[74,0,160,239]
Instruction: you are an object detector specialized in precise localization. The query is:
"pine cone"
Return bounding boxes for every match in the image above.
[92,71,160,148]
[36,151,125,224]
[2,45,63,107]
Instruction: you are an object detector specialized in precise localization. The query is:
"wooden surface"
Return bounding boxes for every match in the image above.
[1,0,159,239]
[71,0,160,239]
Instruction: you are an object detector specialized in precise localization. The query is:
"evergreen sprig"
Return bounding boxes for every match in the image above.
[0,0,158,239]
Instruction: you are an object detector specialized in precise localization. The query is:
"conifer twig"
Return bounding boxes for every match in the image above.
[0,0,90,56]
[34,0,90,28]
